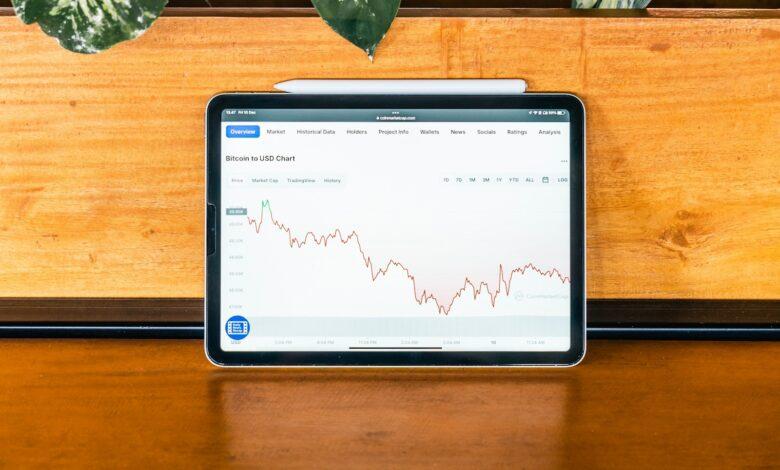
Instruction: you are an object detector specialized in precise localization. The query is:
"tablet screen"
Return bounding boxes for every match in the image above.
[219,108,571,353]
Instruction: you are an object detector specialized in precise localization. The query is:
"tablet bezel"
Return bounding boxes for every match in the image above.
[205,93,585,366]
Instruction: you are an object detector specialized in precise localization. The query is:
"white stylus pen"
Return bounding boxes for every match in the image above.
[274,79,527,95]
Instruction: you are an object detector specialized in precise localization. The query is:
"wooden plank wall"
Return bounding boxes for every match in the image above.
[0,13,778,299]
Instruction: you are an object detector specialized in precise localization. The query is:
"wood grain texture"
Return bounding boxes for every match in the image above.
[0,339,777,467]
[0,13,778,299]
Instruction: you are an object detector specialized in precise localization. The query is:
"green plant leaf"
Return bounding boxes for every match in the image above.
[12,0,168,54]
[311,0,400,60]
[572,0,650,7]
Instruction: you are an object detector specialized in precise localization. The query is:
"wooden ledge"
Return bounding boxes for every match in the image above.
[1,297,778,326]
[0,339,777,466]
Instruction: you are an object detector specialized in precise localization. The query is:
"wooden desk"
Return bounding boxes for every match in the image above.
[1,11,779,301]
[0,339,777,467]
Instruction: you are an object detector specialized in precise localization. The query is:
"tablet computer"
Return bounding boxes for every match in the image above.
[205,93,585,366]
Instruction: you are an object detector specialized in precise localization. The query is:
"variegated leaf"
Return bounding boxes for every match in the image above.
[12,0,168,54]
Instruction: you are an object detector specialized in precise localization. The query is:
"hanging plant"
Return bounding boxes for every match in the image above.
[11,0,648,56]
[312,0,400,61]
[11,0,168,54]
[11,0,401,57]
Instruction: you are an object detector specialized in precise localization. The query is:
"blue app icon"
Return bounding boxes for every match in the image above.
[225,315,250,340]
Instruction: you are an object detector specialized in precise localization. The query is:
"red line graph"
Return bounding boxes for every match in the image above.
[247,200,569,315]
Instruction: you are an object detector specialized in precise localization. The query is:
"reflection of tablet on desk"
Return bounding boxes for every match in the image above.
[205,93,585,366]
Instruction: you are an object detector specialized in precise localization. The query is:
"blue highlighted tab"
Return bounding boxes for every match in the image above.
[226,125,260,138]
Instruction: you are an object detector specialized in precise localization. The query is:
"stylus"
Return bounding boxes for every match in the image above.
[274,79,527,95]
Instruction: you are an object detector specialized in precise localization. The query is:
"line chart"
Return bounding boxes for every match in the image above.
[246,200,570,315]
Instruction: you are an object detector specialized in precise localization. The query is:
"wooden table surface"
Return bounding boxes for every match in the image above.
[0,339,777,467]
[1,13,779,300]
